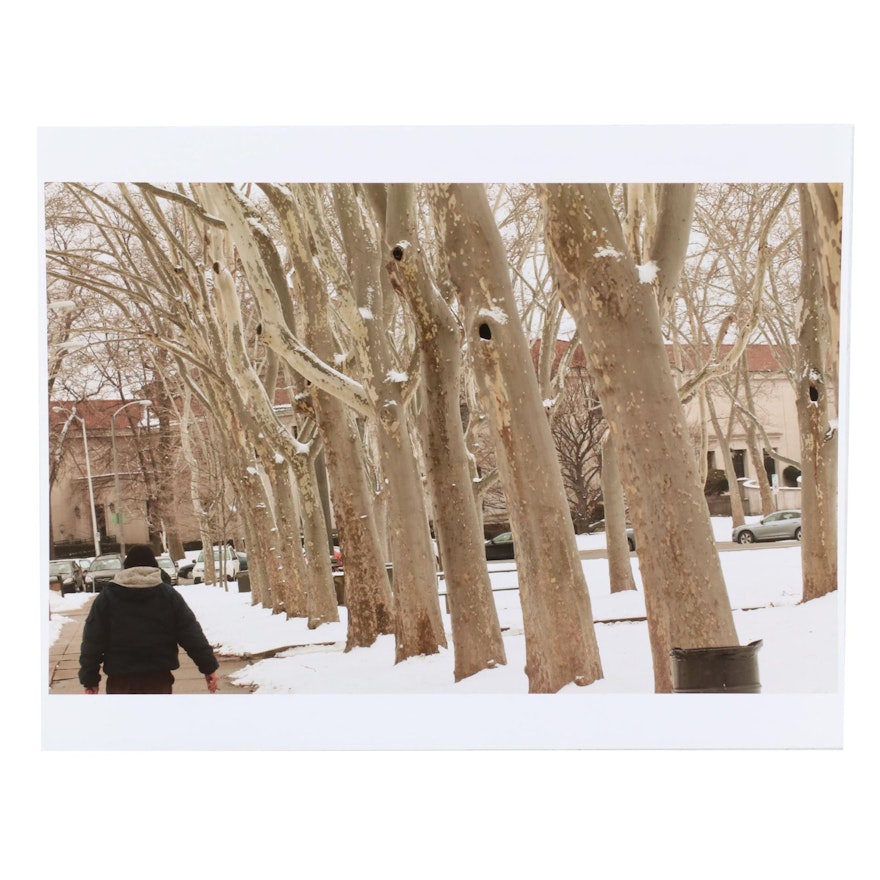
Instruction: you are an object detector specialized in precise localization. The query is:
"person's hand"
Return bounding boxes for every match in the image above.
[84,687,99,695]
[205,672,219,693]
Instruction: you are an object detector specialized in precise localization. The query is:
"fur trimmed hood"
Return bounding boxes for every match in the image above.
[111,566,165,589]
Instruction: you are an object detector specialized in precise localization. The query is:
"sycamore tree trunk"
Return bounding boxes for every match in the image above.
[796,184,838,602]
[234,454,281,607]
[217,413,286,610]
[601,435,637,593]
[430,183,602,694]
[297,449,341,628]
[312,387,396,645]
[540,183,738,693]
[805,183,842,402]
[332,183,447,662]
[739,364,776,514]
[384,183,506,681]
[236,497,271,607]
[263,457,310,617]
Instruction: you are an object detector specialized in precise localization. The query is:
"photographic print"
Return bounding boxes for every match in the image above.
[41,127,850,749]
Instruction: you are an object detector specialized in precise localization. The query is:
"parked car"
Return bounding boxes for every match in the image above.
[177,558,196,580]
[49,559,84,595]
[237,552,248,572]
[626,528,636,551]
[485,532,515,560]
[84,554,123,592]
[732,509,802,545]
[157,554,178,586]
[192,545,240,583]
[330,547,342,572]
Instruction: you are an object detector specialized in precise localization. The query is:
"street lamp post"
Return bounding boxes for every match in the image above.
[111,399,151,558]
[53,406,101,560]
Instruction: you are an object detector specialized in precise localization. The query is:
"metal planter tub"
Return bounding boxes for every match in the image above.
[670,639,763,693]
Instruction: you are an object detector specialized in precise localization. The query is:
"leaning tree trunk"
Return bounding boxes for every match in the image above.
[264,456,310,617]
[805,183,842,402]
[430,183,603,694]
[601,434,637,593]
[385,183,506,681]
[540,183,738,693]
[796,184,838,602]
[295,449,341,629]
[739,363,776,514]
[312,388,396,646]
[332,183,447,662]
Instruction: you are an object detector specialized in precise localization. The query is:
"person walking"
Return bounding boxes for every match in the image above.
[78,544,220,694]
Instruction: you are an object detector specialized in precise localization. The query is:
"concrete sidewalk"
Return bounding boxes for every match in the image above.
[48,594,255,695]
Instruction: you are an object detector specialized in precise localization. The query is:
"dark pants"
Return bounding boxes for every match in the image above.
[106,671,174,694]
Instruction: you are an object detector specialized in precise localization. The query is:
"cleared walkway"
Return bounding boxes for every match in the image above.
[48,595,255,695]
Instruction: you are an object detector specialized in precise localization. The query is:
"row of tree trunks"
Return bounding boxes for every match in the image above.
[257,184,396,649]
[331,184,448,662]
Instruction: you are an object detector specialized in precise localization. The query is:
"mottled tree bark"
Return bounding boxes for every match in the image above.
[332,184,447,661]
[540,183,737,693]
[601,435,637,593]
[797,185,838,602]
[258,183,395,649]
[384,184,506,681]
[430,183,602,694]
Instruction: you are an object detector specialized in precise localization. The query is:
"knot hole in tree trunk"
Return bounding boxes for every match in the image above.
[478,323,492,340]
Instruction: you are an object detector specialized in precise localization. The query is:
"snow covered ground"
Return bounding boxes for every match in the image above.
[45,516,843,750]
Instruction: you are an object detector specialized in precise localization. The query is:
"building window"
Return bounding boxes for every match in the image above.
[763,449,777,482]
[730,449,746,480]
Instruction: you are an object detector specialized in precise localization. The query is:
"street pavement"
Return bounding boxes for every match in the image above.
[48,593,255,695]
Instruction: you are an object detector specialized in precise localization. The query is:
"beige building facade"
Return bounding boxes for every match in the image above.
[48,400,200,559]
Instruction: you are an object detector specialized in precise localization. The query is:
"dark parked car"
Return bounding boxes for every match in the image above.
[177,558,196,580]
[485,532,515,561]
[84,554,123,592]
[732,510,802,545]
[237,552,248,572]
[49,559,84,595]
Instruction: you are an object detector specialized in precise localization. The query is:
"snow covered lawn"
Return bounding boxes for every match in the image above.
[160,518,837,696]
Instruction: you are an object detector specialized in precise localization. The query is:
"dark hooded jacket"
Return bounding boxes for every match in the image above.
[78,565,219,688]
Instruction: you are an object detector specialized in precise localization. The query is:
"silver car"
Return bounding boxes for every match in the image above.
[732,509,802,545]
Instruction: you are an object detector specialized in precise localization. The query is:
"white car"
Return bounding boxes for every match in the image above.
[192,546,240,583]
